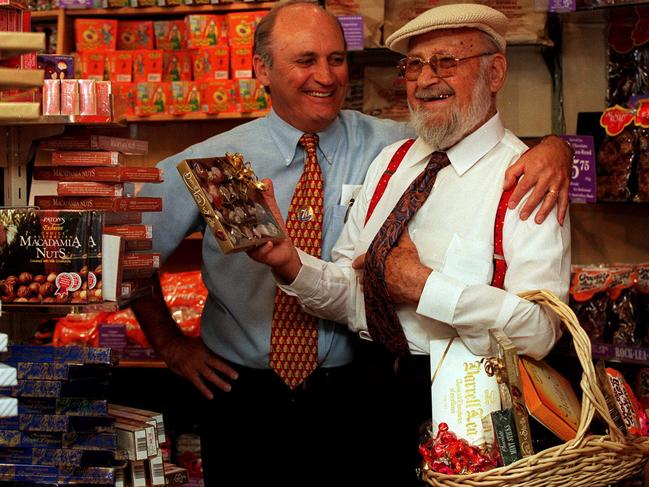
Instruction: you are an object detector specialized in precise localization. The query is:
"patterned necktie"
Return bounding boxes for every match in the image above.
[269,133,323,389]
[363,151,450,355]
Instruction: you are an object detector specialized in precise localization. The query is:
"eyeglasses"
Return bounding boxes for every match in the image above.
[397,52,497,80]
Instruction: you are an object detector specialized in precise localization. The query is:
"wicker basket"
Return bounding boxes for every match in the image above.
[422,289,649,487]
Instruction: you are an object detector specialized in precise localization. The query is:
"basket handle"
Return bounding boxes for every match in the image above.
[518,289,626,444]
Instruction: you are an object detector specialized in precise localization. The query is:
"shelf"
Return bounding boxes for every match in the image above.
[0,32,45,60]
[0,102,40,121]
[53,2,275,17]
[117,359,166,368]
[29,9,61,20]
[0,68,44,88]
[126,110,268,122]
[574,0,649,10]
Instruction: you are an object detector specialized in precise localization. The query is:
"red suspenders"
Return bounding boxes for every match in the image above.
[364,139,512,289]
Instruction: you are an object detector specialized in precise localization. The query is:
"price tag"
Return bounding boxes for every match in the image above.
[564,134,596,204]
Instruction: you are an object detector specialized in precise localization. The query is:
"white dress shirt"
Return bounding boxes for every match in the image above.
[280,114,571,359]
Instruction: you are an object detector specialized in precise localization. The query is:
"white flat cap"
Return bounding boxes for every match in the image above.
[385,4,508,55]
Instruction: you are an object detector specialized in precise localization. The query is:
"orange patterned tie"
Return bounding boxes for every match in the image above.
[270,133,323,389]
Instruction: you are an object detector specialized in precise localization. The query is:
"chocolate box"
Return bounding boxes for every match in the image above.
[177,153,285,254]
[0,209,90,305]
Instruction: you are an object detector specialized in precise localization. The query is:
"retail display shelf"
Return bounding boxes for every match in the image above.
[0,286,152,314]
[0,114,127,125]
[126,110,269,122]
[117,359,166,368]
[29,9,60,20]
[0,32,45,60]
[36,2,275,18]
[556,341,649,366]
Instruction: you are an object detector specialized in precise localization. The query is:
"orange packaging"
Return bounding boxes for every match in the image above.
[132,50,163,83]
[185,14,227,48]
[106,51,133,83]
[52,151,123,166]
[135,82,170,116]
[75,19,118,52]
[112,82,136,116]
[226,11,265,46]
[78,52,105,81]
[153,20,187,50]
[163,50,193,82]
[170,81,202,114]
[236,78,270,112]
[518,356,581,442]
[117,20,155,50]
[229,45,252,79]
[192,46,229,81]
[201,80,236,113]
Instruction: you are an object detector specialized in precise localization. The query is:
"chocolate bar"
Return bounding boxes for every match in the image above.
[34,165,163,183]
[488,329,534,456]
[39,135,148,154]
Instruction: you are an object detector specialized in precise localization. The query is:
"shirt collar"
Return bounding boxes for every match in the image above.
[267,108,342,167]
[408,113,505,176]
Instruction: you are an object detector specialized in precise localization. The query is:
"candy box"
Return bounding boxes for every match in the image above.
[75,19,117,52]
[0,209,90,305]
[201,80,236,113]
[117,20,154,50]
[153,20,187,50]
[177,154,285,254]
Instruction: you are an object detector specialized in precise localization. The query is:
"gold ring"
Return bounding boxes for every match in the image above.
[547,189,558,195]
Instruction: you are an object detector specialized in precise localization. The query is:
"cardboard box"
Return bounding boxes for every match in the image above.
[518,356,581,442]
[0,209,90,304]
[177,154,285,254]
[34,166,162,183]
[51,150,123,167]
[57,182,124,197]
[39,135,148,155]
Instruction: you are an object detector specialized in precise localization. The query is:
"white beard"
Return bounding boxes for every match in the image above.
[409,68,493,151]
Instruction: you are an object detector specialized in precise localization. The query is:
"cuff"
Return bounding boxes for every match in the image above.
[416,271,465,324]
[277,249,323,299]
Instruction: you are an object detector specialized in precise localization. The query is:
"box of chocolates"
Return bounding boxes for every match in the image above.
[177,153,284,254]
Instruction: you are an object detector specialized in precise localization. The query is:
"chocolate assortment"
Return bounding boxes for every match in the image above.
[177,153,284,254]
[0,209,102,305]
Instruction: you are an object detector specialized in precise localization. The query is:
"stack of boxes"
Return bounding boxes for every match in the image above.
[33,134,163,301]
[108,404,189,486]
[0,0,45,119]
[72,10,270,117]
[0,344,119,484]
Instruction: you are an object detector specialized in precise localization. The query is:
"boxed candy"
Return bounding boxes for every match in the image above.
[177,153,284,254]
[0,209,101,304]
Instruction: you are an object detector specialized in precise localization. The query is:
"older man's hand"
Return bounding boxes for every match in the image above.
[384,230,432,305]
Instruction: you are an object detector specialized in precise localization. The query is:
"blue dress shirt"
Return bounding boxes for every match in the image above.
[139,109,414,369]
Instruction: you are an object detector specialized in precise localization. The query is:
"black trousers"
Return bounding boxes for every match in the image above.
[199,361,362,487]
[352,338,432,487]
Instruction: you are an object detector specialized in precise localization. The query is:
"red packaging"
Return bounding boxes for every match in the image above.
[201,80,236,113]
[106,51,133,83]
[154,20,187,50]
[117,20,155,50]
[230,45,252,79]
[104,225,152,240]
[33,196,163,212]
[226,11,265,46]
[75,19,118,52]
[34,166,163,183]
[112,82,136,116]
[162,50,193,82]
[42,79,61,116]
[52,151,123,166]
[78,79,97,116]
[132,50,163,83]
[60,79,79,116]
[135,82,170,116]
[185,14,227,48]
[57,182,125,197]
[191,46,229,81]
[170,81,201,114]
[78,52,106,81]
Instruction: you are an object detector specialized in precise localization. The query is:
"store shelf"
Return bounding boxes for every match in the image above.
[117,359,166,368]
[29,9,61,20]
[0,67,44,88]
[126,110,269,123]
[54,2,275,17]
[0,32,45,60]
[0,102,40,121]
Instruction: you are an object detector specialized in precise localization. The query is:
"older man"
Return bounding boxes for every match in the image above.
[135,2,571,486]
[249,3,571,485]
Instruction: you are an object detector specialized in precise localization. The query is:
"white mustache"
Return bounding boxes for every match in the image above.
[415,88,454,99]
